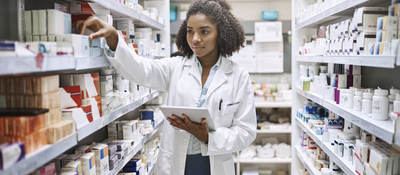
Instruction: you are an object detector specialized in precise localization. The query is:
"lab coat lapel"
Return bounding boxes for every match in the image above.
[184,56,202,86]
[205,57,232,99]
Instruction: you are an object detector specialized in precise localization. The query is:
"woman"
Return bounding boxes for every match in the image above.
[80,0,256,174]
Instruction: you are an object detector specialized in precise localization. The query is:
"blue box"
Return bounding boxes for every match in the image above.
[262,10,278,21]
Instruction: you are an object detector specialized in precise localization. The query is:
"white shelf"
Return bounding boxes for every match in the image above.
[295,146,320,175]
[295,0,368,29]
[255,101,292,108]
[296,56,396,68]
[296,117,356,175]
[78,91,161,141]
[235,158,291,164]
[256,129,291,134]
[75,56,110,70]
[0,56,76,75]
[108,119,164,175]
[92,0,164,30]
[0,133,78,175]
[296,89,395,143]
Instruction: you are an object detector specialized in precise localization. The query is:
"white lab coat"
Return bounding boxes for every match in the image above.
[107,32,257,175]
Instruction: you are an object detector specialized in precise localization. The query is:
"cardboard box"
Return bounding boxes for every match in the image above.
[47,9,71,35]
[38,10,47,35]
[62,107,89,129]
[25,11,32,36]
[61,86,82,109]
[0,143,25,170]
[91,144,109,175]
[79,153,96,175]
[46,120,74,144]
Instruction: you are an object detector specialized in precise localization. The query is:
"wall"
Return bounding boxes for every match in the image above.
[229,0,291,21]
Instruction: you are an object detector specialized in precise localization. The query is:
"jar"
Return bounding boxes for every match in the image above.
[394,94,400,113]
[353,90,363,111]
[362,92,373,115]
[372,88,389,120]
[340,89,353,108]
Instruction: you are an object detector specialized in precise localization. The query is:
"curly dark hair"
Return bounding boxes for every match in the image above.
[176,0,245,58]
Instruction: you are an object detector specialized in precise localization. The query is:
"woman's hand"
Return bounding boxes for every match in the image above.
[167,114,209,143]
[76,16,119,51]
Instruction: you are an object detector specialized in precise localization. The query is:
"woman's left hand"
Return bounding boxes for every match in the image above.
[167,114,209,143]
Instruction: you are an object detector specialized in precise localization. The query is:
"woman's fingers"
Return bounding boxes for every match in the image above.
[89,28,106,40]
[80,16,101,35]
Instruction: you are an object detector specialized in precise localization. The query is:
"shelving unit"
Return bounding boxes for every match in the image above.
[295,0,368,29]
[0,134,77,175]
[295,146,319,175]
[109,119,164,175]
[296,117,356,175]
[296,89,395,143]
[92,0,164,30]
[0,0,170,174]
[0,91,162,175]
[296,56,396,68]
[78,91,161,140]
[292,0,399,174]
[236,99,292,175]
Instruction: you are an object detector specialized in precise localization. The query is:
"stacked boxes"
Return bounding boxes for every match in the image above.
[60,73,102,129]
[0,109,48,154]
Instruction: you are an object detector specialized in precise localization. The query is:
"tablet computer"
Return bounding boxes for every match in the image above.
[159,106,216,130]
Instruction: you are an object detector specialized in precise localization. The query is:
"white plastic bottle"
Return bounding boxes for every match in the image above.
[362,92,373,115]
[372,88,389,120]
[388,87,400,112]
[394,94,400,113]
[353,90,363,111]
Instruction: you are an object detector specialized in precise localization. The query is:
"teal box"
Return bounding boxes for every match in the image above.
[262,10,278,21]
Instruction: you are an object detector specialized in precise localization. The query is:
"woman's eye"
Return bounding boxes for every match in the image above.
[187,29,194,34]
[202,30,209,35]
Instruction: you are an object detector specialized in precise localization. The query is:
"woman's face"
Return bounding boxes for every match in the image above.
[186,13,218,59]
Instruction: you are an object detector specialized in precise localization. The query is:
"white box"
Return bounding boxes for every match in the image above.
[40,35,48,41]
[369,147,389,175]
[47,9,71,35]
[80,153,96,175]
[91,144,109,175]
[24,11,32,35]
[62,107,89,129]
[32,10,40,35]
[64,34,89,57]
[38,10,47,35]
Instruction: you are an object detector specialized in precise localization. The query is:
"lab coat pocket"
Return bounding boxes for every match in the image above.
[221,102,240,126]
[222,158,235,175]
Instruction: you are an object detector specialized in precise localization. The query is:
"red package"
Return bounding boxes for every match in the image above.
[62,86,82,107]
[81,105,93,122]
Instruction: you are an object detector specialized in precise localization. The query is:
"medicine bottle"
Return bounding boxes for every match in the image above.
[388,87,400,112]
[362,92,372,115]
[394,94,400,113]
[340,89,353,108]
[353,90,363,111]
[372,88,389,120]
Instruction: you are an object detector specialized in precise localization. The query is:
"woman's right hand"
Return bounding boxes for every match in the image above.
[76,16,119,51]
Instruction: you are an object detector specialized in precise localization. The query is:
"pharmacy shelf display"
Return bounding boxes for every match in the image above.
[92,0,164,30]
[0,56,76,75]
[296,56,396,68]
[255,101,292,108]
[295,0,368,29]
[109,119,164,175]
[0,134,77,175]
[295,146,320,175]
[235,158,292,164]
[296,89,395,143]
[78,90,161,140]
[0,91,161,175]
[296,117,356,175]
